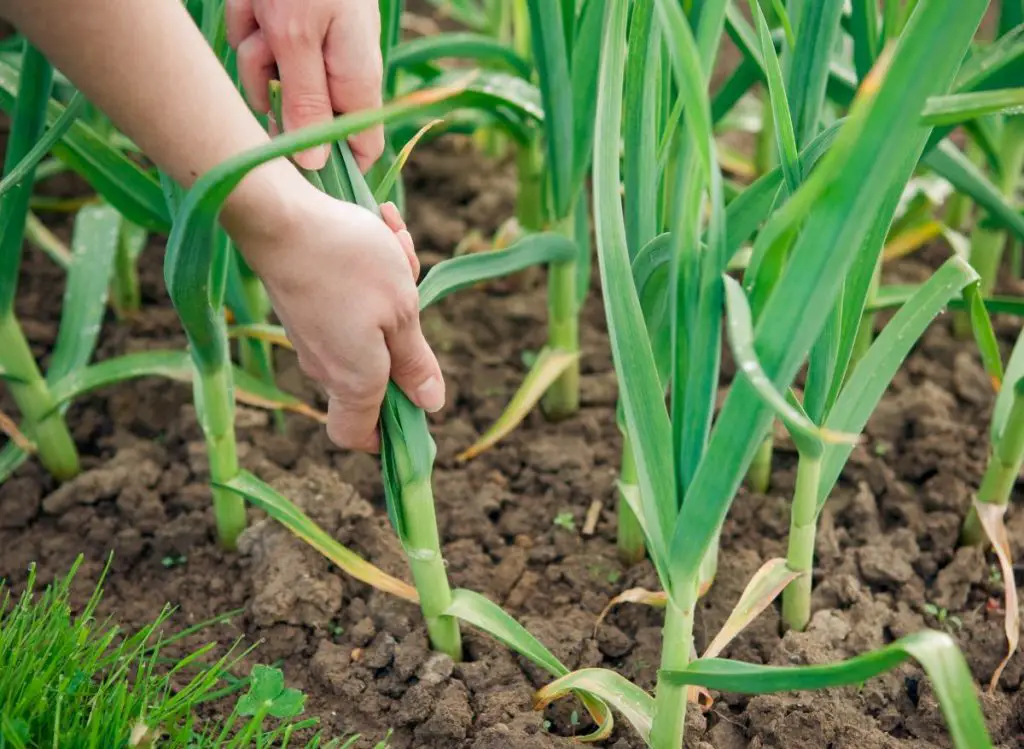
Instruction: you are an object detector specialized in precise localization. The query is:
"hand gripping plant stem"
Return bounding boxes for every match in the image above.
[268,81,461,658]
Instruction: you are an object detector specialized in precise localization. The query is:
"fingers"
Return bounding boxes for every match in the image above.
[264,24,333,170]
[324,17,385,172]
[236,31,275,113]
[225,0,258,48]
[320,330,391,453]
[381,202,419,279]
[385,296,445,414]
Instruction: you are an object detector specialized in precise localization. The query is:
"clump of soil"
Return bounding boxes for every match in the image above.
[2,135,1023,748]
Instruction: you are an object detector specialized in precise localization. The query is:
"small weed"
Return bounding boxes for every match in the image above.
[989,563,1002,585]
[554,512,576,532]
[923,602,963,634]
[161,554,187,569]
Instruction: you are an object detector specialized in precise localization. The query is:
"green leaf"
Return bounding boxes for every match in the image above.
[417,233,577,310]
[48,350,192,406]
[785,0,844,148]
[963,280,1005,398]
[592,0,674,589]
[568,0,606,201]
[849,0,881,81]
[662,631,992,749]
[218,471,420,603]
[921,141,1024,247]
[534,669,654,745]
[445,589,614,742]
[723,276,852,458]
[526,0,574,218]
[748,0,800,193]
[48,204,121,381]
[390,32,532,79]
[672,0,989,588]
[993,326,1024,443]
[0,91,85,199]
[923,87,1024,126]
[818,256,979,507]
[0,58,170,233]
[623,0,659,257]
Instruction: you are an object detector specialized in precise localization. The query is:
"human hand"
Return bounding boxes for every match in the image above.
[226,0,385,172]
[224,169,441,452]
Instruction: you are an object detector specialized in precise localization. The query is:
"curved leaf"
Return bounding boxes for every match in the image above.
[417,233,577,309]
[662,631,992,749]
[723,276,856,456]
[218,471,420,604]
[819,256,979,506]
[390,32,532,79]
[534,669,653,745]
[446,588,613,742]
[373,118,443,204]
[973,501,1019,693]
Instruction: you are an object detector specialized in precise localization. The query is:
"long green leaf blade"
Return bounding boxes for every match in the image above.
[662,631,992,749]
[818,255,979,506]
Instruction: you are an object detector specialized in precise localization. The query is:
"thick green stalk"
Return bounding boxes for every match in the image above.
[401,476,463,660]
[649,588,696,749]
[782,450,821,632]
[0,316,79,480]
[962,388,1024,546]
[0,44,78,480]
[196,364,246,550]
[515,137,545,232]
[617,436,646,565]
[541,212,580,419]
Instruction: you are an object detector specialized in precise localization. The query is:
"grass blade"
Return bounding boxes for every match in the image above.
[373,119,443,204]
[785,0,844,146]
[663,631,991,749]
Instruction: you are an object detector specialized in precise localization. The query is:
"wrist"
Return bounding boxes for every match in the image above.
[220,157,310,270]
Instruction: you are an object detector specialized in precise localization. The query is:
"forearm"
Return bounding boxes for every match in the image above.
[0,0,303,235]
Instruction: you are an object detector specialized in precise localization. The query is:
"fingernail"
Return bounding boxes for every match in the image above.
[415,375,445,413]
[397,229,414,252]
[297,145,330,170]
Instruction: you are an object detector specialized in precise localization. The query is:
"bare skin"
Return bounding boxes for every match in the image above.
[0,0,444,452]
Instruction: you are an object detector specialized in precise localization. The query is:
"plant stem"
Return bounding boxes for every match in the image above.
[401,477,463,660]
[542,213,580,420]
[617,436,646,565]
[515,136,545,232]
[110,221,141,318]
[850,257,882,370]
[747,432,773,492]
[650,588,696,749]
[782,449,822,632]
[962,387,1024,545]
[196,364,246,549]
[0,315,79,480]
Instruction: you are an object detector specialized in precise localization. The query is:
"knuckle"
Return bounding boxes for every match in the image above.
[266,16,318,48]
[286,90,332,120]
[390,290,419,329]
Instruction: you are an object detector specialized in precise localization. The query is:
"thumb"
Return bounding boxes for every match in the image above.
[385,312,445,413]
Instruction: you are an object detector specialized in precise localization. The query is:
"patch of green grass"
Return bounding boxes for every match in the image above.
[0,556,390,748]
[553,512,576,532]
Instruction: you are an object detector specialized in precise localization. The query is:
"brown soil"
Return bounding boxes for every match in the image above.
[3,131,1024,748]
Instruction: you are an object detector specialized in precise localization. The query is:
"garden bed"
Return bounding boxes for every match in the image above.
[1,134,1022,748]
